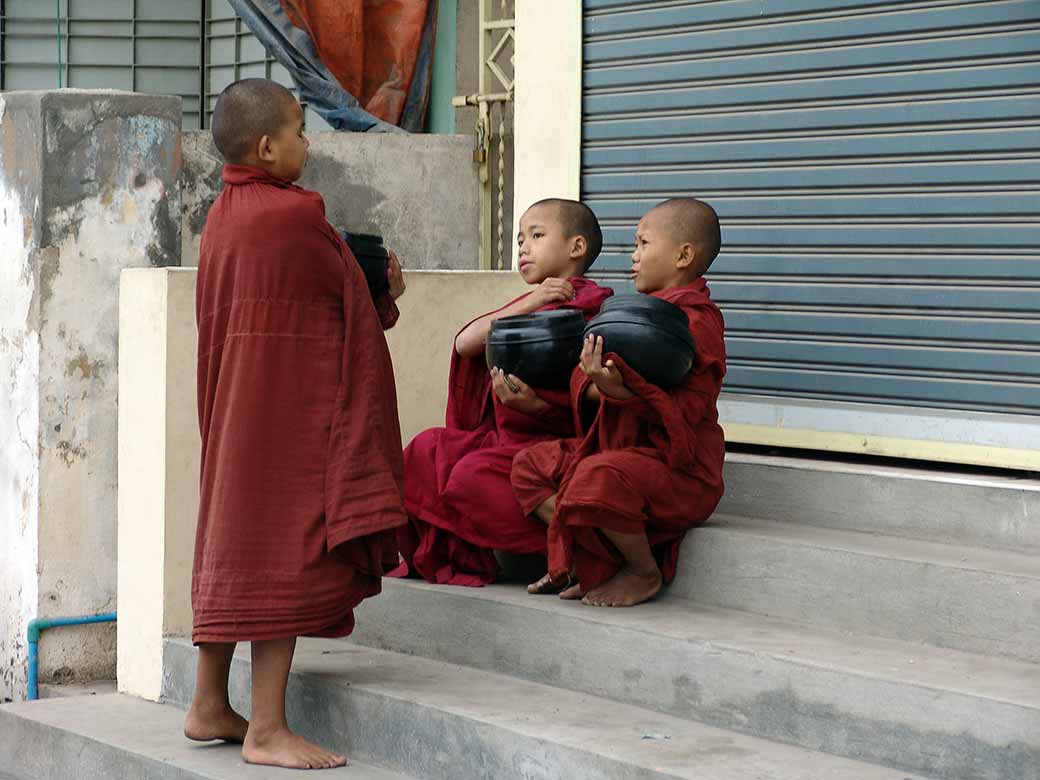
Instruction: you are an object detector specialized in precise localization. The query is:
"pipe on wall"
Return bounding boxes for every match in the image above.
[26,612,117,700]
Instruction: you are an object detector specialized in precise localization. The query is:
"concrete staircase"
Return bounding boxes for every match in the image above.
[2,453,1037,779]
[158,454,1040,779]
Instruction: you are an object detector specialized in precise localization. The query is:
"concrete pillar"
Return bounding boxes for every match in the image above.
[512,1,582,269]
[0,90,181,701]
[117,269,198,701]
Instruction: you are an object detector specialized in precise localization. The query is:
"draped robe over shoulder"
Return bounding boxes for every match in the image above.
[391,277,613,586]
[192,164,405,643]
[511,279,727,592]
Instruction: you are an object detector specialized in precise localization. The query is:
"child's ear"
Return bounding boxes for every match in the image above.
[257,134,276,162]
[676,242,697,269]
[569,235,588,263]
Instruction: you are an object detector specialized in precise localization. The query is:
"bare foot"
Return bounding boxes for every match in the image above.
[184,702,249,743]
[559,582,585,600]
[243,725,347,770]
[582,565,662,607]
[527,572,569,595]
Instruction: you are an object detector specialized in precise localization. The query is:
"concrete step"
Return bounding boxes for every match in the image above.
[0,694,410,780]
[162,637,932,780]
[348,578,1040,780]
[38,679,117,699]
[671,514,1040,663]
[720,452,1040,552]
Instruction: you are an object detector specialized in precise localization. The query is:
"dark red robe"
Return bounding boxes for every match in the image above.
[511,279,726,592]
[391,277,613,586]
[192,164,405,643]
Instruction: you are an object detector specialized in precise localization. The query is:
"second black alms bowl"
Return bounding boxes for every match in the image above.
[486,309,586,389]
[583,294,696,389]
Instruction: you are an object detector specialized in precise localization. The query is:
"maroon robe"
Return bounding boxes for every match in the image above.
[511,279,726,592]
[391,277,613,586]
[192,164,405,643]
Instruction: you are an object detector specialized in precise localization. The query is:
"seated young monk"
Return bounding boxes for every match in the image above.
[185,79,407,769]
[391,199,613,586]
[511,198,727,607]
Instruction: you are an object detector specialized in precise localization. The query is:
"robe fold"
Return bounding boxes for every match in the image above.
[391,277,613,586]
[510,279,726,592]
[192,163,406,643]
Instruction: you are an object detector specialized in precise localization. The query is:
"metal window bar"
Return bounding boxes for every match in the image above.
[1,3,206,128]
[203,9,288,128]
[454,0,514,270]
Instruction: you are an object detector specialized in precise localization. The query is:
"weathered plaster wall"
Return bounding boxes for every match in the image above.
[0,94,42,702]
[0,90,181,700]
[178,130,479,270]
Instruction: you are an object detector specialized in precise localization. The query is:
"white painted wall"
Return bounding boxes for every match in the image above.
[512,0,583,269]
[0,91,182,699]
[0,152,41,702]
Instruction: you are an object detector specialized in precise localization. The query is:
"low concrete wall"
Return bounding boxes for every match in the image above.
[116,268,527,698]
[0,90,182,701]
[387,271,528,443]
[179,131,480,270]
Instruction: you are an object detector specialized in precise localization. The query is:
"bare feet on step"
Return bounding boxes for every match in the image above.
[527,572,570,594]
[582,565,662,607]
[559,582,585,600]
[242,725,347,770]
[183,702,249,743]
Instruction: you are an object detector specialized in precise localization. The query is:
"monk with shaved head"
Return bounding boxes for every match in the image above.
[512,198,727,607]
[186,78,407,769]
[390,198,612,587]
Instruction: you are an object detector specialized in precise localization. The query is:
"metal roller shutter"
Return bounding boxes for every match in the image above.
[582,0,1040,417]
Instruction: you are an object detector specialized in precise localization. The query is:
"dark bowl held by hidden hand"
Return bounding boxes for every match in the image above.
[486,309,586,389]
[600,293,690,324]
[341,231,390,298]
[583,295,696,389]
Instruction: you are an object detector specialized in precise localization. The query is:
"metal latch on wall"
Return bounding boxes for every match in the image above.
[453,0,514,271]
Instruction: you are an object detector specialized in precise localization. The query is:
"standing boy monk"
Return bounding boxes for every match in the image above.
[512,198,726,607]
[185,79,407,770]
[391,199,613,586]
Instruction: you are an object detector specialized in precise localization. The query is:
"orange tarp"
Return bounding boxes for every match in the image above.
[280,0,431,126]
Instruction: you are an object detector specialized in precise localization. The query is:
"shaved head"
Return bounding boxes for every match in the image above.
[211,78,298,163]
[649,198,721,273]
[529,198,603,270]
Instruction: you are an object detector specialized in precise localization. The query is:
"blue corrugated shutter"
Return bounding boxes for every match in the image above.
[582,0,1040,416]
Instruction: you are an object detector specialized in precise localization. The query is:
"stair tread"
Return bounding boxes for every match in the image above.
[0,695,410,779]
[373,578,1040,710]
[705,514,1040,579]
[167,637,929,780]
[726,451,1040,493]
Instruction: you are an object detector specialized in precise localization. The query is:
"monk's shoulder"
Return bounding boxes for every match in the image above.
[266,184,331,230]
[684,300,725,367]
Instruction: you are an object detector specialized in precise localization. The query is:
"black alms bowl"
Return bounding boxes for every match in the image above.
[583,294,696,388]
[486,309,586,389]
[341,231,390,298]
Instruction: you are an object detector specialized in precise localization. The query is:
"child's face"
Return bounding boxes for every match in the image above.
[262,101,310,182]
[516,204,581,283]
[631,209,689,293]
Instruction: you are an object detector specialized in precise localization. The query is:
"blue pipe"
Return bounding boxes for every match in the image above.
[27,612,117,701]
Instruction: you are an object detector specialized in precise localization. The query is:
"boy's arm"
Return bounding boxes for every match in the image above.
[454,277,577,358]
[373,251,405,330]
[580,335,635,401]
[373,292,400,330]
